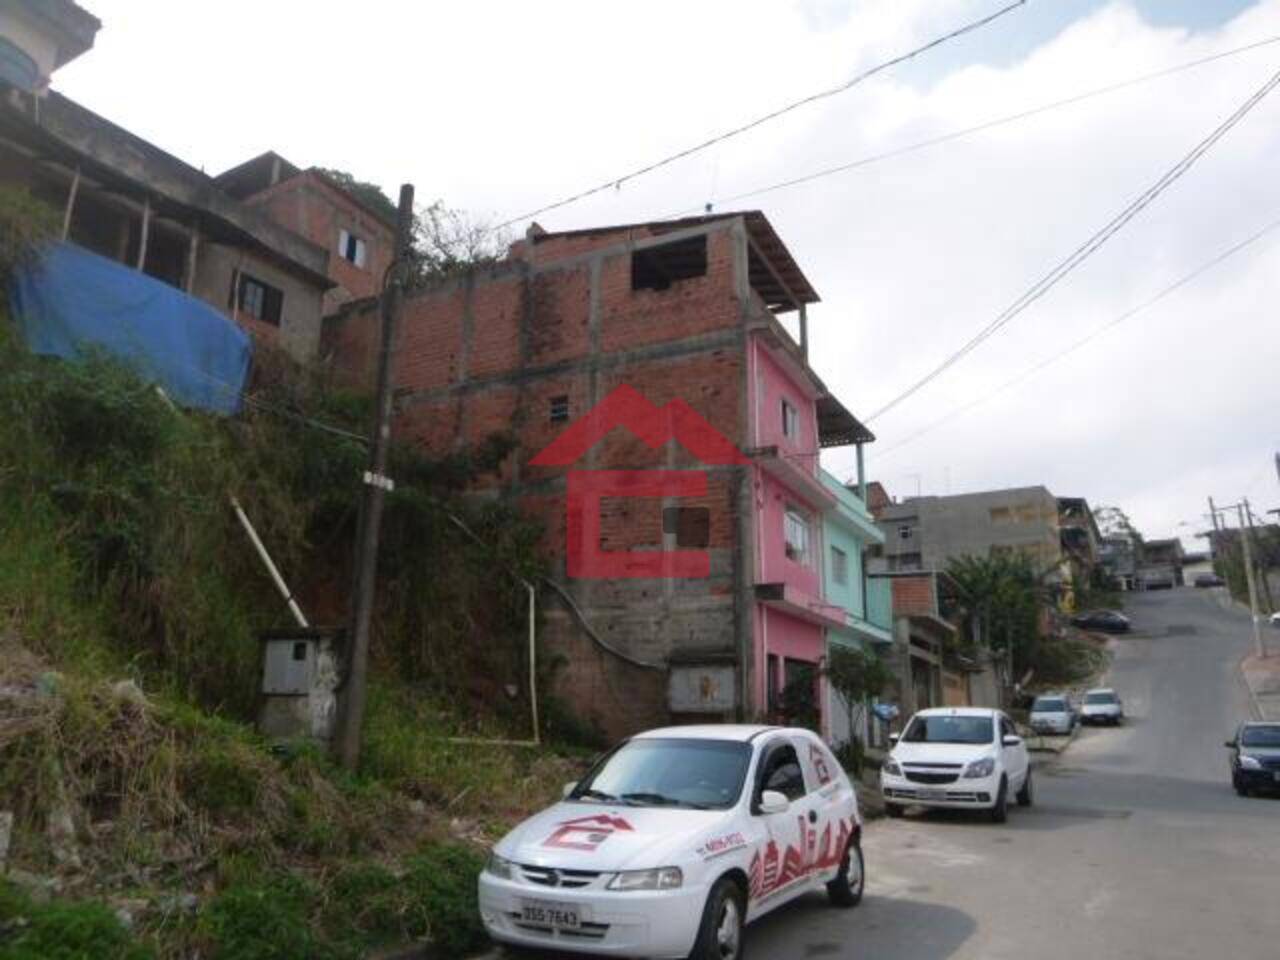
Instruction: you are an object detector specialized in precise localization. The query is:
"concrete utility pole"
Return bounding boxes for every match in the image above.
[335,183,415,772]
[1236,500,1266,660]
[1245,499,1275,618]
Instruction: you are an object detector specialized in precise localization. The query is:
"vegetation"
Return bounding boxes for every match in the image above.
[0,190,576,957]
[824,647,893,774]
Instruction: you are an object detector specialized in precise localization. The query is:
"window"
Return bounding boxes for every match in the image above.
[784,507,810,563]
[570,738,751,810]
[338,228,367,268]
[898,524,913,540]
[230,272,284,326]
[781,399,798,439]
[831,546,848,585]
[663,506,710,549]
[757,743,806,804]
[766,655,780,712]
[549,395,570,423]
[631,235,707,291]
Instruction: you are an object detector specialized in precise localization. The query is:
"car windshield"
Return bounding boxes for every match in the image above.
[902,715,994,744]
[1033,698,1067,712]
[1085,693,1117,704]
[570,738,751,810]
[1240,726,1280,748]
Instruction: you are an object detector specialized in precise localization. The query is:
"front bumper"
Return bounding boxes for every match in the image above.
[1235,767,1280,793]
[478,871,706,958]
[1030,719,1073,735]
[880,772,999,809]
[1081,709,1121,724]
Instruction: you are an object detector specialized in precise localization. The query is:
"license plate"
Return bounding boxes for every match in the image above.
[1273,771,1280,783]
[918,788,946,801]
[520,899,584,929]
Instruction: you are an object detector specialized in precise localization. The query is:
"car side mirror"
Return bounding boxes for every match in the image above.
[1223,741,1236,749]
[562,781,577,799]
[888,733,900,744]
[758,790,789,815]
[1002,735,1022,746]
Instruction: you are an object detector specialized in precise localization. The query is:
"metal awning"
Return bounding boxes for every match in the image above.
[817,394,875,448]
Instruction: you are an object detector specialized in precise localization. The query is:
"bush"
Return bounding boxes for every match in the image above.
[198,875,339,960]
[0,879,151,960]
[402,844,488,956]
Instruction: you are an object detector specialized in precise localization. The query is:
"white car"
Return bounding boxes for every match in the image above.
[478,725,863,959]
[880,707,1032,822]
[1028,693,1076,736]
[1080,687,1124,725]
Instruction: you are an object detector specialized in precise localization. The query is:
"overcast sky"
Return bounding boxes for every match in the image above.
[56,0,1280,548]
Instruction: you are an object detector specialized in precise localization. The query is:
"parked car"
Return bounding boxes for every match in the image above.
[1080,687,1124,725]
[1071,610,1131,633]
[1029,694,1077,735]
[1194,573,1225,588]
[1224,722,1280,797]
[880,707,1032,823]
[1270,612,1280,628]
[478,725,863,959]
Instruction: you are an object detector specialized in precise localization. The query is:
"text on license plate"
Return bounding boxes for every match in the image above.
[918,788,946,800]
[520,899,583,929]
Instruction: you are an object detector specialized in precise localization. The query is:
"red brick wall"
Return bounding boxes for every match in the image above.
[246,172,395,309]
[891,576,936,617]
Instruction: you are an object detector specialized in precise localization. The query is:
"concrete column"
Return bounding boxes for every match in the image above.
[184,226,200,293]
[60,166,80,242]
[856,442,866,502]
[799,303,809,359]
[135,197,150,271]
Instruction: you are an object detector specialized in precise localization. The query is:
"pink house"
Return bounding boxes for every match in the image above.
[747,328,847,732]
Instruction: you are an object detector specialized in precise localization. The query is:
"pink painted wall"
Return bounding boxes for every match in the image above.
[751,336,820,473]
[755,604,826,719]
[757,470,822,596]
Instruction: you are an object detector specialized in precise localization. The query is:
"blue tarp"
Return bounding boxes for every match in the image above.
[9,242,251,415]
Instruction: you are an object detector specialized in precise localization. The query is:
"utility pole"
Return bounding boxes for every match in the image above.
[335,183,416,772]
[1236,500,1266,660]
[1245,499,1275,618]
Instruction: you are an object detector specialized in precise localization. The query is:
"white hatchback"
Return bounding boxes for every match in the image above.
[880,707,1032,822]
[478,725,863,959]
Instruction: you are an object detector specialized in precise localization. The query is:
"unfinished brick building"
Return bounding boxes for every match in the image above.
[326,212,874,737]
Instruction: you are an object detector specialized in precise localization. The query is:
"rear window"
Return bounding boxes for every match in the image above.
[1085,692,1117,704]
[1033,698,1067,712]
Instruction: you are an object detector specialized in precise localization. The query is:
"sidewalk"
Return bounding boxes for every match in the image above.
[1240,653,1280,722]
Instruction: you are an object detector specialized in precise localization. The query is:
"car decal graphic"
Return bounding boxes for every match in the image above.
[542,813,634,851]
[696,831,748,860]
[809,743,834,786]
[748,815,854,902]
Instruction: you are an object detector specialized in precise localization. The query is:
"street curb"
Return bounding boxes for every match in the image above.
[1239,653,1272,722]
[1026,723,1078,754]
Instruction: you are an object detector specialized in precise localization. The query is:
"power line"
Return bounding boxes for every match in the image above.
[873,214,1280,460]
[865,61,1280,424]
[674,33,1280,216]
[488,0,1030,233]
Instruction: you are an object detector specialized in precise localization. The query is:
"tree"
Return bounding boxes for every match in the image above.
[824,647,893,772]
[409,200,508,287]
[947,553,1049,689]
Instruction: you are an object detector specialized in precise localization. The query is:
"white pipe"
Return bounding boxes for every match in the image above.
[528,582,540,745]
[229,495,309,628]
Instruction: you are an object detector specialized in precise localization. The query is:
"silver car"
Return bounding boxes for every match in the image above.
[1080,688,1124,726]
[1029,694,1075,736]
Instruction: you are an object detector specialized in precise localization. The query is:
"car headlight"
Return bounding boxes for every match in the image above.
[485,851,516,880]
[962,756,996,779]
[607,867,683,891]
[1239,754,1263,770]
[882,758,901,776]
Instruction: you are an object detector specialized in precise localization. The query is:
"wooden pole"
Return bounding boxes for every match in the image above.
[60,166,80,241]
[136,197,151,270]
[184,226,200,293]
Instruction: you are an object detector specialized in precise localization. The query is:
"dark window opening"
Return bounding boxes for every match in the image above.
[549,394,570,423]
[782,398,798,439]
[291,642,307,662]
[631,235,707,292]
[757,743,806,803]
[231,272,284,326]
[663,506,710,548]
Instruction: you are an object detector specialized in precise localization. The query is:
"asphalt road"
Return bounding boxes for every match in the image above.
[746,586,1280,960]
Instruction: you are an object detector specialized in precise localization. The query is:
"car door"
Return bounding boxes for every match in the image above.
[748,737,810,916]
[1000,714,1028,789]
[793,733,854,885]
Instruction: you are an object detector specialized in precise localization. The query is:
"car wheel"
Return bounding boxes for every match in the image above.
[989,777,1008,823]
[1016,768,1033,807]
[1233,776,1250,798]
[884,802,904,818]
[688,876,745,960]
[826,838,864,908]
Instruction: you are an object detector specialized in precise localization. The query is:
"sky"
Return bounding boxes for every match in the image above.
[55,0,1280,548]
